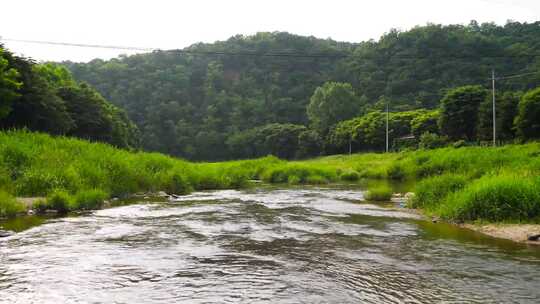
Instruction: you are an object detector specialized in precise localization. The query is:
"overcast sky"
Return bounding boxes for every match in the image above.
[1,0,539,62]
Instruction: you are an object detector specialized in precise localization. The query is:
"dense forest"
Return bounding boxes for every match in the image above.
[61,21,540,160]
[0,45,138,148]
[1,21,540,161]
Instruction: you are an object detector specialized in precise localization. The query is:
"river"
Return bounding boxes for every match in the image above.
[1,186,540,303]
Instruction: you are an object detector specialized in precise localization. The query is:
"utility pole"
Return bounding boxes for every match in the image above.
[348,133,352,155]
[385,101,389,153]
[492,69,496,147]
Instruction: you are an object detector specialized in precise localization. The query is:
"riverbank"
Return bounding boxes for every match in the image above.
[1,130,539,229]
[462,223,540,244]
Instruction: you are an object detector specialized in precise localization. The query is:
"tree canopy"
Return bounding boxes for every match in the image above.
[0,45,138,149]
[62,22,540,160]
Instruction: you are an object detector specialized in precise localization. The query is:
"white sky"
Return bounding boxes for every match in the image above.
[1,0,539,62]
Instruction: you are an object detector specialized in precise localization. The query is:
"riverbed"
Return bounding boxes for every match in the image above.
[1,186,540,303]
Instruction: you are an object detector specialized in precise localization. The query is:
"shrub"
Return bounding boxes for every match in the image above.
[411,174,468,209]
[438,174,540,222]
[15,170,62,196]
[419,132,448,149]
[340,169,360,181]
[74,189,108,210]
[0,191,25,218]
[365,185,392,201]
[46,189,73,214]
[387,163,406,180]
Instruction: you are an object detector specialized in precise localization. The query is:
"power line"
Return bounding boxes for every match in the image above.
[2,37,540,60]
[1,38,154,52]
[495,71,540,80]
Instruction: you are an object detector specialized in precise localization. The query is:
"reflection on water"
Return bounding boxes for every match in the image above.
[1,187,539,303]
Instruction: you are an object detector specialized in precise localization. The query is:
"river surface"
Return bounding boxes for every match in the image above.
[1,186,540,303]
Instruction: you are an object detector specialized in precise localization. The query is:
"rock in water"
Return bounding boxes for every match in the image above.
[527,234,540,241]
[0,230,14,238]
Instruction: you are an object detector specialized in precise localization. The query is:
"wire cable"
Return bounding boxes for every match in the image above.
[2,37,540,60]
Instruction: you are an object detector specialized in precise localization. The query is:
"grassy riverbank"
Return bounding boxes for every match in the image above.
[1,130,539,224]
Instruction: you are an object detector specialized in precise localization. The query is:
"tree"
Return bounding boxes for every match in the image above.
[477,91,521,141]
[411,110,440,138]
[307,82,361,133]
[2,58,74,134]
[296,130,322,158]
[226,123,308,159]
[439,85,487,141]
[0,47,21,119]
[515,87,540,140]
[0,51,139,148]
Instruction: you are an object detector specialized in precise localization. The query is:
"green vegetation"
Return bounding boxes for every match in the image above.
[365,185,393,201]
[0,45,138,148]
[438,174,540,222]
[0,131,539,224]
[61,22,540,160]
[1,22,540,225]
[0,191,24,218]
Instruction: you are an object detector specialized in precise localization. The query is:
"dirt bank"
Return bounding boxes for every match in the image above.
[462,223,540,245]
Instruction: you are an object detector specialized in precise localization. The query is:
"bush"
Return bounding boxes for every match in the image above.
[340,169,360,181]
[387,163,406,180]
[419,132,448,149]
[438,174,540,222]
[365,185,392,201]
[15,170,62,196]
[0,191,25,218]
[411,174,468,209]
[74,189,108,210]
[46,189,73,214]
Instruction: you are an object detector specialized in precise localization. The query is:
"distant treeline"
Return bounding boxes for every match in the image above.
[0,45,138,148]
[62,21,540,160]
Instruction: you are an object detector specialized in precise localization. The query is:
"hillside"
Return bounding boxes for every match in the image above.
[63,22,540,160]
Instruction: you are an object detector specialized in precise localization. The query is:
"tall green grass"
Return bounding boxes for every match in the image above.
[438,174,540,222]
[1,130,539,222]
[365,185,393,201]
[0,191,25,218]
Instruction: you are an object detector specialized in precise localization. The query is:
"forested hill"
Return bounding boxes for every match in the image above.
[64,22,540,160]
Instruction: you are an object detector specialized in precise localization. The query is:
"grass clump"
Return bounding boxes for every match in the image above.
[411,173,468,210]
[46,189,74,214]
[0,191,25,218]
[365,185,392,201]
[340,169,360,181]
[73,189,108,210]
[261,164,336,184]
[438,174,540,222]
[159,171,193,195]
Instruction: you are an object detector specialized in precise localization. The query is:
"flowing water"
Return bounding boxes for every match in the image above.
[1,186,540,303]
